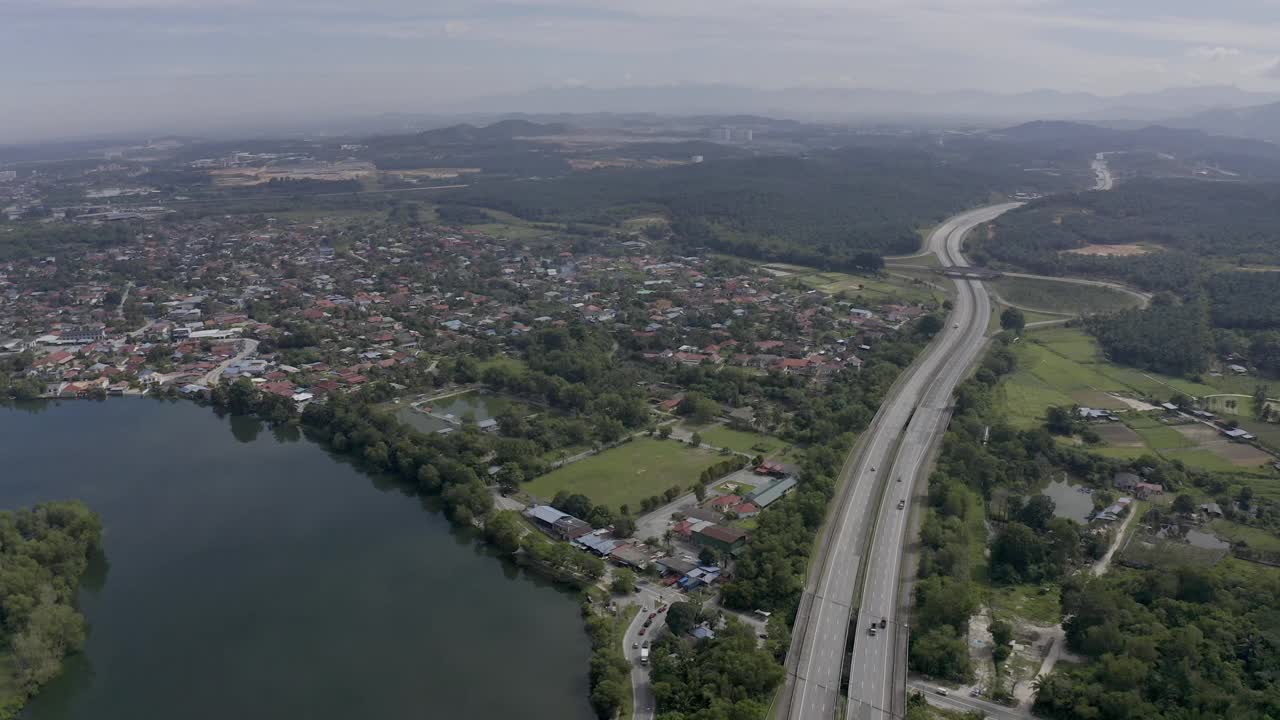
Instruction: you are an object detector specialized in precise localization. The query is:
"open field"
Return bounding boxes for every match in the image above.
[1000,327,1279,475]
[770,265,944,305]
[690,424,796,460]
[1001,327,1217,429]
[1210,520,1280,553]
[987,583,1062,625]
[522,437,723,510]
[989,275,1142,315]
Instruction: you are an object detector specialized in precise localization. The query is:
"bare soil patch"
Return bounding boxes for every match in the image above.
[1064,243,1150,257]
[1175,424,1274,466]
[1094,424,1145,447]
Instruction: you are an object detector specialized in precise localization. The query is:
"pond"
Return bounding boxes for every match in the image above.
[1039,476,1097,524]
[393,390,525,434]
[1,399,594,720]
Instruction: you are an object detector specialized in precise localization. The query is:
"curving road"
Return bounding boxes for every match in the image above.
[845,203,1018,720]
[779,203,1018,720]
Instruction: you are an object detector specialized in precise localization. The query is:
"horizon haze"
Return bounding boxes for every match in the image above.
[4,0,1280,142]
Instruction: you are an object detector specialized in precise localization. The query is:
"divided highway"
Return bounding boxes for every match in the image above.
[780,203,1019,720]
[846,203,1018,720]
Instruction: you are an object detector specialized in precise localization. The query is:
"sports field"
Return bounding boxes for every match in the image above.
[522,437,724,510]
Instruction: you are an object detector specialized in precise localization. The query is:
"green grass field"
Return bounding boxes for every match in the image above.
[1002,328,1218,430]
[779,267,943,305]
[987,583,1062,625]
[523,437,724,510]
[999,327,1280,476]
[693,425,796,459]
[1210,520,1280,552]
[989,276,1143,315]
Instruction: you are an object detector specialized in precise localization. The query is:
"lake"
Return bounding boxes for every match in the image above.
[0,399,594,720]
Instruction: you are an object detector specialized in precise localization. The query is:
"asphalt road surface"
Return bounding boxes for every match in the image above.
[907,680,1031,720]
[845,203,1019,720]
[623,584,682,720]
[781,204,1018,720]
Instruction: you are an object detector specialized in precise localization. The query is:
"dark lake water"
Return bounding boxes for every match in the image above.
[0,398,593,720]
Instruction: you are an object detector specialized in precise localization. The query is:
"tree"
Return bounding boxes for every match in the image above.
[589,677,625,719]
[1000,307,1026,334]
[496,462,524,494]
[917,314,944,336]
[666,602,698,636]
[699,546,721,567]
[990,617,1013,665]
[1253,384,1269,420]
[658,425,672,440]
[1018,495,1056,531]
[678,392,720,424]
[1172,493,1196,515]
[1045,406,1074,436]
[613,515,637,538]
[690,431,702,448]
[611,569,637,594]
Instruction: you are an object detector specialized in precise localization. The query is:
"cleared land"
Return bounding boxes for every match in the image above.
[989,275,1143,315]
[522,437,724,510]
[1063,243,1151,257]
[767,265,944,305]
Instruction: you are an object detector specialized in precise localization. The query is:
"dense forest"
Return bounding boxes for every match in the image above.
[974,179,1280,288]
[1084,299,1213,377]
[1035,563,1280,720]
[972,179,1280,376]
[443,147,1058,270]
[0,501,102,719]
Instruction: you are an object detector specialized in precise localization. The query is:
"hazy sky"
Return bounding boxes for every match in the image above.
[3,0,1280,141]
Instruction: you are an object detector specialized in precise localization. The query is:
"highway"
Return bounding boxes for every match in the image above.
[845,203,1019,720]
[780,203,1017,720]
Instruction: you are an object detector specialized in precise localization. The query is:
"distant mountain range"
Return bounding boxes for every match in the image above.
[1164,101,1280,144]
[446,84,1280,126]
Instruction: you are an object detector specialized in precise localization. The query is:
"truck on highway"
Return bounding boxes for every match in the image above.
[640,648,650,665]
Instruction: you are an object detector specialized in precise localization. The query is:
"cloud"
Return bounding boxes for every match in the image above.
[1187,45,1241,60]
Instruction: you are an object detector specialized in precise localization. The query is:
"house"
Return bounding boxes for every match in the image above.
[731,502,761,519]
[553,516,594,541]
[709,494,743,511]
[1135,482,1164,499]
[1077,407,1116,422]
[576,532,622,557]
[1160,402,1179,413]
[1222,428,1256,442]
[477,418,499,432]
[1199,502,1224,518]
[692,525,748,553]
[749,476,798,508]
[609,543,651,569]
[655,557,699,577]
[755,460,787,476]
[691,625,716,640]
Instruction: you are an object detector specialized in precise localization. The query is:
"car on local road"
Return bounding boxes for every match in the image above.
[898,499,906,509]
